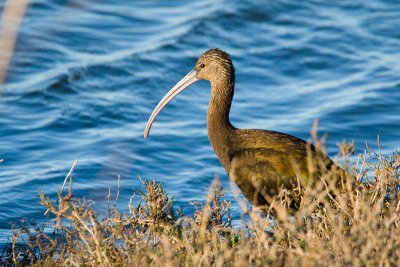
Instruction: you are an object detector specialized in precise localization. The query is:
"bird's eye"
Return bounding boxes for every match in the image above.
[200,63,205,68]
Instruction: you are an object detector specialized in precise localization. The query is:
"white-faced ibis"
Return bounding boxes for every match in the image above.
[144,49,339,209]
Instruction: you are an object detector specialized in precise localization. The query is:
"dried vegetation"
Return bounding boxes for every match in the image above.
[1,134,400,266]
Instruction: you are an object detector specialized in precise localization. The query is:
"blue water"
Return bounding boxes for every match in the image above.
[1,0,400,245]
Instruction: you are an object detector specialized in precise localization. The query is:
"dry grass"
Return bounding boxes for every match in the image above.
[0,0,29,86]
[2,136,400,266]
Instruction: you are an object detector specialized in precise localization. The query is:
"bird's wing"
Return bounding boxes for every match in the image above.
[229,148,307,206]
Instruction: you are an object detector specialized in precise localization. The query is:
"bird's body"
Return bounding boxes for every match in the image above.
[211,128,311,205]
[145,49,336,209]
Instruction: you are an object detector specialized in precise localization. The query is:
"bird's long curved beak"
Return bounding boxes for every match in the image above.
[144,69,199,139]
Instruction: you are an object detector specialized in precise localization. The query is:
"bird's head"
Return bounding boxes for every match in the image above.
[195,49,234,84]
[144,48,234,139]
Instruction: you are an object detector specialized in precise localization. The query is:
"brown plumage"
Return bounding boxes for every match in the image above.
[144,49,339,209]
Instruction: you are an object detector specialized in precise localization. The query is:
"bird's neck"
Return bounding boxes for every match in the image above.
[207,79,235,172]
